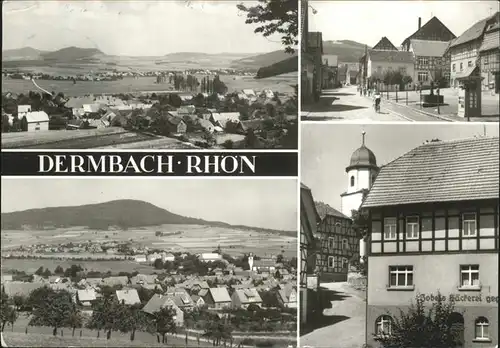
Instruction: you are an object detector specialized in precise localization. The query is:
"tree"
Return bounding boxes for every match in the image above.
[87,297,122,340]
[117,304,150,341]
[237,0,298,54]
[1,288,18,332]
[12,295,26,311]
[244,129,258,148]
[54,265,65,274]
[65,308,84,337]
[402,75,413,91]
[29,289,77,336]
[153,258,164,269]
[212,76,228,95]
[152,306,177,344]
[375,292,462,348]
[35,266,44,276]
[202,129,216,147]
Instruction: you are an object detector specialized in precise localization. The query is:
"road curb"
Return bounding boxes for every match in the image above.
[384,99,456,122]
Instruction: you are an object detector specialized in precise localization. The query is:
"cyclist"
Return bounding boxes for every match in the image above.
[373,90,382,112]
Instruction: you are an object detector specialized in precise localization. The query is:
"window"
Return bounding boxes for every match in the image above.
[328,237,335,249]
[384,218,397,240]
[417,72,428,82]
[342,258,349,269]
[460,62,463,71]
[418,57,429,65]
[452,63,456,72]
[406,216,419,239]
[350,176,355,187]
[483,56,489,65]
[475,317,490,340]
[389,266,414,287]
[328,256,334,268]
[460,265,480,288]
[375,315,393,336]
[463,213,477,237]
[341,239,348,250]
[468,60,473,67]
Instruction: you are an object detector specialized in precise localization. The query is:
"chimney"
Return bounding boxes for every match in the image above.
[418,17,421,30]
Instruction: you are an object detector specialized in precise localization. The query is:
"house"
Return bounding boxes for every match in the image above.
[130,274,158,285]
[361,136,499,348]
[82,103,102,114]
[401,16,457,51]
[372,37,399,51]
[314,203,357,282]
[134,255,147,263]
[17,105,31,117]
[365,50,415,89]
[203,287,232,309]
[165,292,195,311]
[76,289,97,307]
[148,252,162,263]
[2,282,45,297]
[116,289,141,305]
[166,115,187,134]
[79,278,103,289]
[277,285,297,309]
[448,12,499,88]
[209,112,242,132]
[300,183,320,325]
[101,276,129,287]
[190,294,205,307]
[252,259,277,273]
[197,119,216,133]
[408,39,452,87]
[1,275,13,283]
[21,111,49,132]
[231,288,263,309]
[142,294,185,327]
[275,268,292,280]
[199,253,222,262]
[162,253,175,262]
[479,16,500,93]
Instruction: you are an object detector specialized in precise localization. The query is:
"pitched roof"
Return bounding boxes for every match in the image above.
[254,259,276,267]
[77,289,97,302]
[101,276,129,286]
[209,287,231,303]
[372,37,399,51]
[116,289,141,305]
[315,201,351,220]
[410,39,450,57]
[301,183,320,240]
[198,119,215,130]
[142,294,171,314]
[368,50,414,63]
[25,111,49,123]
[479,29,500,52]
[3,282,45,297]
[450,12,498,48]
[233,288,263,304]
[362,137,500,208]
[402,16,456,47]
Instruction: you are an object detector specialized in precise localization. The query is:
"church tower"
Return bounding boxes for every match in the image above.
[248,252,254,271]
[340,131,379,218]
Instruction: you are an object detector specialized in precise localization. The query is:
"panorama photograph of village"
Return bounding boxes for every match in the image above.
[300,123,499,348]
[301,0,500,122]
[1,0,298,149]
[0,178,298,348]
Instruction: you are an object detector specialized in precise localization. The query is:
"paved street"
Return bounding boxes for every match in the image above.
[300,282,366,348]
[301,86,499,122]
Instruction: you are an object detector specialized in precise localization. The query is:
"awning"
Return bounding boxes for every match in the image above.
[455,66,483,81]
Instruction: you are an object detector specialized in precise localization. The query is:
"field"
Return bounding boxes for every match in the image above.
[2,73,297,97]
[1,224,297,274]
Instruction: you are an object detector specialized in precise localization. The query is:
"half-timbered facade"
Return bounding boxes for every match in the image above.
[300,183,320,325]
[479,16,500,93]
[409,39,452,87]
[362,136,499,348]
[314,207,358,282]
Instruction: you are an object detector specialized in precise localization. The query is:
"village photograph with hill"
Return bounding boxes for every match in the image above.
[0,178,298,348]
[1,0,298,149]
[301,0,500,122]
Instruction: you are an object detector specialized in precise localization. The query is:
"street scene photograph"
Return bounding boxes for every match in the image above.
[301,0,500,122]
[1,178,298,348]
[1,0,298,149]
[300,123,499,348]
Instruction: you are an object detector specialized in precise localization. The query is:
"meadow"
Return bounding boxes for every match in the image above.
[2,73,297,97]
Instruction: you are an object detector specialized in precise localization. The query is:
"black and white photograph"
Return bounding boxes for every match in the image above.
[1,0,298,149]
[300,123,499,348]
[301,0,500,122]
[0,178,298,347]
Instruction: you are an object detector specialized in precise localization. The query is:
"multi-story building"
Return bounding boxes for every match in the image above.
[365,49,414,89]
[408,39,452,87]
[401,16,456,51]
[300,183,319,325]
[479,17,500,93]
[361,137,499,348]
[448,12,499,89]
[322,54,338,89]
[314,205,358,282]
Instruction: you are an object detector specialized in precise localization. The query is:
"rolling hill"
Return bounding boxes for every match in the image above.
[40,47,104,61]
[1,199,295,236]
[231,50,297,69]
[2,47,48,61]
[322,40,370,63]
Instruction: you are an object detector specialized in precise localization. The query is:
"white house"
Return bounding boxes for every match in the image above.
[135,255,147,263]
[22,111,49,132]
[17,105,31,117]
[199,253,222,262]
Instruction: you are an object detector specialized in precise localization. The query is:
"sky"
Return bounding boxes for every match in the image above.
[1,178,298,231]
[301,123,499,210]
[309,1,499,48]
[2,0,284,56]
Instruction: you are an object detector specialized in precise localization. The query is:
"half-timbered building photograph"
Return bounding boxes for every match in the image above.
[300,122,499,348]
